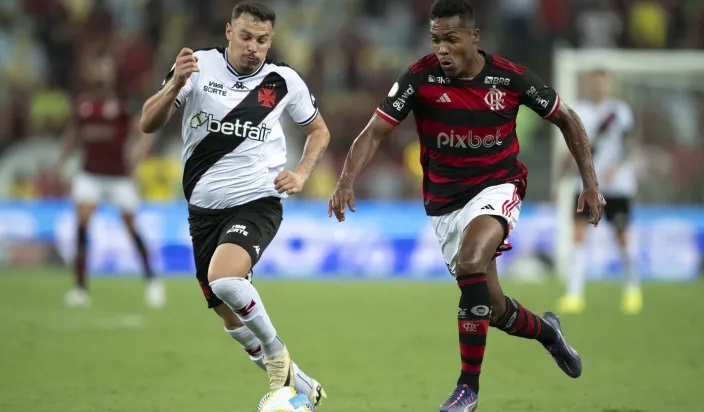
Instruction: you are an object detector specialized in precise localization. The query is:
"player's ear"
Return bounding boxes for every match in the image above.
[473,28,480,45]
[225,22,233,41]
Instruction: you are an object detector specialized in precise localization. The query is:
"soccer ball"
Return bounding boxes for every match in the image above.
[256,387,315,412]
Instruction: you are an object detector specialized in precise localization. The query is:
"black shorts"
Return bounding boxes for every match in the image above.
[188,196,283,308]
[574,194,631,231]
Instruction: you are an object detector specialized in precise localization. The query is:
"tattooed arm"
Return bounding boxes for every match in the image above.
[295,114,330,180]
[548,103,606,225]
[274,114,330,195]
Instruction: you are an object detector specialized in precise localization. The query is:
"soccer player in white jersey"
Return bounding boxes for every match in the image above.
[138,1,329,404]
[558,70,641,315]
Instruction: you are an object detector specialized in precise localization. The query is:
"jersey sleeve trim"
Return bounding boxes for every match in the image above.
[544,95,561,118]
[376,108,400,125]
[296,108,319,126]
[174,98,183,108]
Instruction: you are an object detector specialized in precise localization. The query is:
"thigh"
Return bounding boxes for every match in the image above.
[72,173,102,206]
[604,196,631,232]
[217,197,283,268]
[188,210,225,308]
[108,177,140,212]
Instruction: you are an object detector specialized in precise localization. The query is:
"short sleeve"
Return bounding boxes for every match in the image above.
[285,73,319,126]
[619,102,635,133]
[160,63,195,109]
[376,69,418,125]
[517,68,561,118]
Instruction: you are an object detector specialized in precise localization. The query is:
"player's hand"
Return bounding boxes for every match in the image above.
[172,48,199,89]
[328,184,356,222]
[577,186,606,227]
[274,170,304,195]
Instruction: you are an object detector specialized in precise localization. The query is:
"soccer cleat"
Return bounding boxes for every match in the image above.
[541,312,582,378]
[64,288,91,307]
[439,384,479,412]
[305,378,327,407]
[145,279,166,309]
[556,295,585,314]
[622,288,643,315]
[264,346,293,389]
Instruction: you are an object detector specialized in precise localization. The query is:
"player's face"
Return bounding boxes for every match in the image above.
[85,57,117,89]
[226,14,274,74]
[430,15,479,78]
[588,72,611,101]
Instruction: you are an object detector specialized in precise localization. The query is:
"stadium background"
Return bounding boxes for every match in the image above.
[1,1,704,411]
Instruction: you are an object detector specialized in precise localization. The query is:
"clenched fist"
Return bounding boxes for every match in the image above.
[171,48,199,89]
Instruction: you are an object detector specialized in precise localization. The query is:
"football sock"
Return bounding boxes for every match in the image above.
[621,247,639,292]
[74,225,88,290]
[493,296,557,346]
[226,326,265,370]
[130,231,154,280]
[566,243,587,298]
[226,326,316,393]
[210,277,284,356]
[456,273,491,393]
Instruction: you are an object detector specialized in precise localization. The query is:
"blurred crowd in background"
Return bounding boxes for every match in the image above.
[1,0,703,204]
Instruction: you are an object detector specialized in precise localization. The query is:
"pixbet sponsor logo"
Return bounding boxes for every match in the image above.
[437,129,503,149]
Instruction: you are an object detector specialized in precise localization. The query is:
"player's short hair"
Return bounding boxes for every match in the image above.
[589,69,610,77]
[430,0,475,25]
[232,1,276,27]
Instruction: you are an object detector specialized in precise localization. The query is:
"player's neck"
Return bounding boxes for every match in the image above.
[226,52,259,76]
[457,52,485,80]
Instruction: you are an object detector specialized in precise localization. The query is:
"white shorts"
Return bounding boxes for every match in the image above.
[71,172,140,212]
[431,183,521,275]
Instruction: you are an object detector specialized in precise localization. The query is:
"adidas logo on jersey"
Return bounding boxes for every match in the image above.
[190,111,272,142]
[436,93,451,103]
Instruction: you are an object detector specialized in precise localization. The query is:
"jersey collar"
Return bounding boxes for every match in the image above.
[223,48,266,80]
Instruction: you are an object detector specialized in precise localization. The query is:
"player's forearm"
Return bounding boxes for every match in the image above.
[553,106,599,188]
[294,129,330,181]
[337,130,382,188]
[140,82,180,133]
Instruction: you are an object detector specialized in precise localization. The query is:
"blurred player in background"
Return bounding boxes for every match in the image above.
[56,53,164,309]
[139,1,328,404]
[329,0,605,410]
[557,70,641,315]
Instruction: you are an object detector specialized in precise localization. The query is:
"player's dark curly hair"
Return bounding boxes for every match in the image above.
[430,0,475,23]
[232,1,276,26]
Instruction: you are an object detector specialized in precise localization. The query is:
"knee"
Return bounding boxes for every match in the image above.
[455,255,490,276]
[573,221,587,243]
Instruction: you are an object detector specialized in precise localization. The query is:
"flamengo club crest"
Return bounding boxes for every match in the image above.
[484,86,506,111]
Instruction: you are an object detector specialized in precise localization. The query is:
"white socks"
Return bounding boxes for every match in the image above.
[210,277,283,356]
[226,326,317,394]
[226,326,265,369]
[621,247,640,292]
[567,243,587,298]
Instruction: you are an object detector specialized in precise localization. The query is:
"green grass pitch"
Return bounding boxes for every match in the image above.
[0,268,702,411]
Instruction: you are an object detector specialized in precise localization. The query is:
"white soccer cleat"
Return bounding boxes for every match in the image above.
[264,346,293,389]
[145,280,166,309]
[304,377,327,407]
[64,288,91,308]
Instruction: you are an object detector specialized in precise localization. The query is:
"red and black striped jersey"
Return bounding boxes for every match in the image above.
[376,51,560,216]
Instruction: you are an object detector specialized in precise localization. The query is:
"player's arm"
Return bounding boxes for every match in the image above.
[548,104,599,190]
[129,117,157,171]
[140,48,198,133]
[329,70,416,221]
[518,69,605,226]
[275,77,331,195]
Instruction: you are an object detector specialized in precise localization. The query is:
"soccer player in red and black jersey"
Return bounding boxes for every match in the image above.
[56,53,163,309]
[329,0,605,410]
